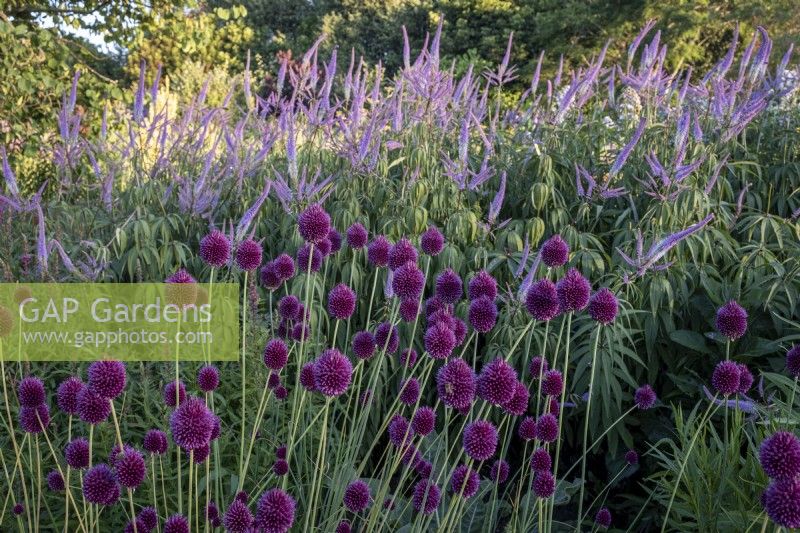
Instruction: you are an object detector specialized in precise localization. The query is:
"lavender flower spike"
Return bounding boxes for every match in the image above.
[609,117,646,177]
[236,180,272,240]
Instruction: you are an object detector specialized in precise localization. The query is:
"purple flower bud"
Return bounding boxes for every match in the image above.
[624,449,639,465]
[542,370,564,396]
[300,363,317,391]
[278,295,300,320]
[634,384,657,409]
[296,244,323,273]
[392,262,425,300]
[412,480,440,515]
[469,296,498,333]
[343,480,371,513]
[764,478,800,528]
[502,381,530,416]
[77,386,110,425]
[274,253,296,281]
[529,356,548,379]
[65,438,90,469]
[490,459,510,484]
[83,464,120,505]
[197,365,219,393]
[533,471,555,498]
[437,358,476,410]
[399,378,421,405]
[255,488,296,532]
[263,339,289,370]
[47,469,65,492]
[18,376,46,408]
[260,262,282,290]
[519,416,537,440]
[328,228,342,253]
[352,331,377,360]
[477,358,517,405]
[530,448,552,472]
[375,322,399,354]
[787,345,800,378]
[534,414,558,442]
[143,429,168,455]
[163,380,186,408]
[400,348,418,368]
[170,396,214,450]
[57,376,83,415]
[760,431,800,480]
[399,298,420,322]
[412,406,436,436]
[425,322,457,359]
[595,507,612,528]
[450,464,479,498]
[223,500,254,532]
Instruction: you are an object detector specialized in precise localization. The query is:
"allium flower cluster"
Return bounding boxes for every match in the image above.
[235,239,263,271]
[588,288,619,324]
[352,331,376,360]
[490,459,510,484]
[468,296,498,333]
[715,300,748,340]
[255,488,296,533]
[313,349,352,397]
[170,396,215,450]
[468,270,497,301]
[760,431,800,481]
[343,480,371,513]
[525,279,559,321]
[541,234,569,267]
[450,464,479,498]
[556,268,591,313]
[328,284,357,320]
[367,236,391,267]
[200,230,231,268]
[477,358,517,405]
[57,376,83,415]
[437,358,476,410]
[711,360,742,396]
[421,226,444,256]
[298,204,331,244]
[412,480,440,515]
[463,420,498,461]
[346,223,368,249]
[388,238,418,270]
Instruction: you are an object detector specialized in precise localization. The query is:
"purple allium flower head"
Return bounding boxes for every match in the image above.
[65,438,90,469]
[263,339,289,370]
[541,234,570,267]
[533,471,555,498]
[83,464,120,505]
[625,449,639,465]
[417,227,444,257]
[276,445,287,460]
[170,396,214,450]
[375,322,399,353]
[298,204,331,244]
[13,503,24,516]
[490,459,510,484]
[588,288,619,324]
[367,236,391,267]
[124,518,148,533]
[388,415,411,447]
[344,480,371,513]
[163,380,186,408]
[412,406,436,436]
[328,228,342,253]
[207,501,219,521]
[87,360,126,399]
[200,230,231,268]
[266,372,280,389]
[278,295,300,320]
[412,480,441,515]
[143,429,168,455]
[164,514,190,533]
[437,358,476,410]
[525,279,560,321]
[469,296,498,333]
[273,459,289,476]
[256,488,296,532]
[346,223,368,249]
[477,358,517,405]
[429,309,456,330]
[296,244,323,273]
[223,500,254,532]
[336,520,352,533]
[139,507,158,530]
[352,331,376,360]
[737,363,754,394]
[556,268,591,313]
[313,349,352,397]
[275,385,288,400]
[530,448,552,472]
[716,300,748,340]
[595,507,612,528]
[548,396,561,416]
[274,253,296,281]
[765,478,800,528]
[416,459,433,478]
[503,381,530,416]
[197,365,220,393]
[235,239,262,271]
[77,386,110,425]
[260,262,281,290]
[519,416,537,440]
[534,414,559,443]
[450,464,479,498]
[400,378,421,405]
[463,420,498,461]
[316,238,332,257]
[435,269,462,304]
[57,376,83,415]
[529,356,548,379]
[116,448,146,488]
[542,370,564,396]
[712,360,741,396]
[634,384,657,409]
[399,298,420,322]
[299,363,316,391]
[392,262,425,300]
[760,431,800,480]
[47,469,65,492]
[389,238,418,270]
[425,296,445,318]
[235,491,248,503]
[18,376,46,408]
[468,270,497,301]
[328,283,357,319]
[291,322,310,342]
[425,322,457,359]
[397,350,416,371]
[787,345,800,378]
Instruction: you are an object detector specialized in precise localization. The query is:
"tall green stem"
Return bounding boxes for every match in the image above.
[576,326,602,530]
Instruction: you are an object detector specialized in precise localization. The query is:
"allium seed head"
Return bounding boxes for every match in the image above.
[463,420,498,461]
[200,230,231,268]
[298,204,331,244]
[716,300,748,340]
[87,360,126,399]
